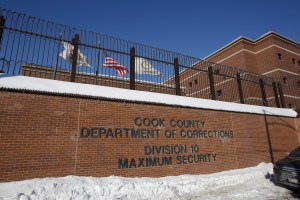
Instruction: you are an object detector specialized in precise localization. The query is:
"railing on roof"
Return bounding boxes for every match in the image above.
[0,8,289,108]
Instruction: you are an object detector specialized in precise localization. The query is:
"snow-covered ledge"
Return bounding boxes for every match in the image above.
[0,74,297,118]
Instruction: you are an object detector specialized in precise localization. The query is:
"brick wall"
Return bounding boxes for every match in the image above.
[0,90,299,182]
[206,34,300,76]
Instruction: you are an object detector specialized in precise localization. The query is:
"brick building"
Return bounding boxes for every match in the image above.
[203,32,300,109]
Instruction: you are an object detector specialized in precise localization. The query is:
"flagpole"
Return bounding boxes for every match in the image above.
[53,33,62,80]
[95,41,100,85]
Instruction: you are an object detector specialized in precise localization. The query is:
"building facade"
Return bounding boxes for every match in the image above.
[204,32,300,110]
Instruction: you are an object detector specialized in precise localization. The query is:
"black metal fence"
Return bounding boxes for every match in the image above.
[0,8,291,108]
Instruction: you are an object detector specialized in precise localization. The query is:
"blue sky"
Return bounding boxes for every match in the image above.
[1,0,300,59]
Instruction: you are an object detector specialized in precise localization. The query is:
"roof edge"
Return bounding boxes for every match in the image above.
[203,32,300,60]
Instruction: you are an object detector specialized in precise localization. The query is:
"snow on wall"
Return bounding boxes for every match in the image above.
[0,73,297,117]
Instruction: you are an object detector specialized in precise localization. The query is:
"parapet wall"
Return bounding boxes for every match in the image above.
[0,88,299,182]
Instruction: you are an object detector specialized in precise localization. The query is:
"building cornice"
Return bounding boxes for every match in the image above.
[204,32,300,60]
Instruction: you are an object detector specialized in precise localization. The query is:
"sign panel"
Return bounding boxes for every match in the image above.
[80,117,234,169]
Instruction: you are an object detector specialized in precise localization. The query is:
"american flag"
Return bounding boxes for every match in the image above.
[103,56,129,76]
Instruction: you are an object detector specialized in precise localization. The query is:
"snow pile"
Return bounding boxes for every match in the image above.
[0,163,296,200]
[0,74,297,117]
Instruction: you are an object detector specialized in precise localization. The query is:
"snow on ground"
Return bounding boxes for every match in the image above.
[0,163,299,200]
[0,74,297,117]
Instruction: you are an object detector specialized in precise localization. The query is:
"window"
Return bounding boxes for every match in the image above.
[217,89,222,97]
[194,79,198,85]
[278,53,282,60]
[283,77,287,85]
[292,58,296,64]
[189,81,192,87]
[298,81,300,88]
[298,60,300,66]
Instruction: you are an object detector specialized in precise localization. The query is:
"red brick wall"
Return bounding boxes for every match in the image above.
[0,90,299,182]
[206,34,300,76]
[207,40,254,72]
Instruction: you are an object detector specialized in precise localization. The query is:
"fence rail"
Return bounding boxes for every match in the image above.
[0,8,297,109]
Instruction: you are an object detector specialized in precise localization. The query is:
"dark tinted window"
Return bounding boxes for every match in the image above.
[283,77,287,85]
[289,147,300,157]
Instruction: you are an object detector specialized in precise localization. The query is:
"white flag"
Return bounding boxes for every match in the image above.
[135,57,162,76]
[59,41,91,67]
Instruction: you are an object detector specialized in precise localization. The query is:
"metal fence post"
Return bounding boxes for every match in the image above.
[208,66,216,100]
[174,57,181,96]
[130,47,135,90]
[259,79,268,106]
[70,34,79,82]
[272,82,280,108]
[277,82,286,108]
[0,16,5,48]
[236,73,244,104]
